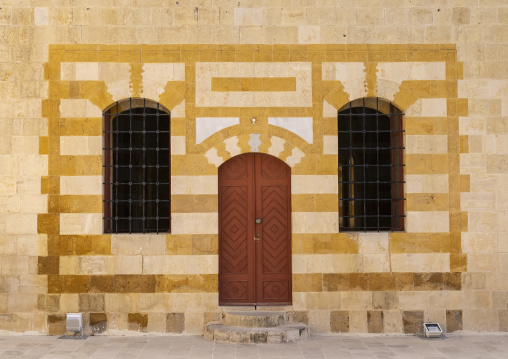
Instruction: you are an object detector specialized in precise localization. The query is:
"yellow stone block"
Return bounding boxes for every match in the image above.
[211,77,241,92]
[41,176,50,195]
[58,195,102,213]
[39,136,49,155]
[406,193,449,211]
[293,273,322,292]
[240,78,263,91]
[263,77,297,91]
[459,174,470,192]
[166,235,192,255]
[59,118,102,136]
[450,253,467,272]
[405,154,449,174]
[59,156,102,176]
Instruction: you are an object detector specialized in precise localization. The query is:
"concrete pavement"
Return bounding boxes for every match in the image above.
[0,333,507,358]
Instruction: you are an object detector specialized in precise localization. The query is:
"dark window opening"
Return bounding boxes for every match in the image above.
[103,99,171,234]
[338,98,404,232]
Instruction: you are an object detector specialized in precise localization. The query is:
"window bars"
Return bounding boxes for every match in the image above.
[338,98,405,232]
[103,99,171,234]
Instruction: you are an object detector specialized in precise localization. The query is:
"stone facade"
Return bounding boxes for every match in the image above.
[0,1,507,335]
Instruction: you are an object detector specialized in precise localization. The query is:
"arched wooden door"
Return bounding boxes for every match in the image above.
[218,153,292,306]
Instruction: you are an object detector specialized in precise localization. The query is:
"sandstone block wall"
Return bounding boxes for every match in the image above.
[0,1,507,335]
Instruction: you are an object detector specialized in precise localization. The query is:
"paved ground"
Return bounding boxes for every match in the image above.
[0,333,507,358]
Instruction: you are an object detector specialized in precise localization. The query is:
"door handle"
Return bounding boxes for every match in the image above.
[254,233,260,241]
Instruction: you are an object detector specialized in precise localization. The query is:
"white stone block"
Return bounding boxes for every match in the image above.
[377,62,446,84]
[391,254,423,272]
[60,176,102,195]
[75,62,99,81]
[114,256,142,274]
[60,99,102,118]
[362,254,390,272]
[405,135,448,154]
[323,135,338,154]
[78,256,112,275]
[291,254,308,274]
[60,136,102,156]
[421,98,447,117]
[268,136,285,157]
[111,234,166,255]
[60,213,102,235]
[356,233,389,254]
[286,147,305,167]
[462,232,497,253]
[170,213,218,234]
[298,26,320,44]
[406,211,450,233]
[34,7,49,26]
[405,174,449,193]
[292,212,338,233]
[399,291,430,310]
[331,254,362,273]
[292,175,338,194]
[306,254,332,273]
[421,253,450,272]
[268,117,313,144]
[171,136,186,155]
[5,214,37,235]
[195,117,239,144]
[234,8,263,26]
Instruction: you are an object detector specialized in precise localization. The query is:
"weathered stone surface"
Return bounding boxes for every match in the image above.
[223,311,286,328]
[372,292,399,310]
[90,313,107,334]
[90,275,115,293]
[288,311,309,324]
[402,311,424,335]
[330,311,349,333]
[446,310,463,333]
[128,313,148,332]
[47,314,66,335]
[78,294,104,312]
[115,275,155,293]
[166,312,185,333]
[37,294,60,312]
[205,322,308,344]
[204,311,309,343]
[37,256,59,275]
[367,311,384,333]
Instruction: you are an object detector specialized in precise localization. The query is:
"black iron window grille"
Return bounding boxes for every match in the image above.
[338,98,405,232]
[103,98,171,234]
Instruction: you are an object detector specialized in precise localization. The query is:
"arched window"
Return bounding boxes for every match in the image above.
[338,98,404,232]
[103,98,171,234]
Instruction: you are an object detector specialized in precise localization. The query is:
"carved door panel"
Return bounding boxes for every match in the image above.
[219,153,292,305]
[254,154,292,304]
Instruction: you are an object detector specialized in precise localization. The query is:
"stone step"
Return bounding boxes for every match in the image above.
[204,323,309,344]
[222,311,287,328]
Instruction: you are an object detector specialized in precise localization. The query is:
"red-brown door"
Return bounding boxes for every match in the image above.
[218,153,292,305]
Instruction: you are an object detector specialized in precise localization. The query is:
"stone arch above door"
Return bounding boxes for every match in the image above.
[204,134,305,168]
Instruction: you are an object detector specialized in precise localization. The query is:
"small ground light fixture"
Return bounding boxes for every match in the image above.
[66,313,83,334]
[423,322,443,338]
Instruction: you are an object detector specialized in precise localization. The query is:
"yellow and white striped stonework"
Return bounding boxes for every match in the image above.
[2,1,507,336]
[31,43,469,336]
